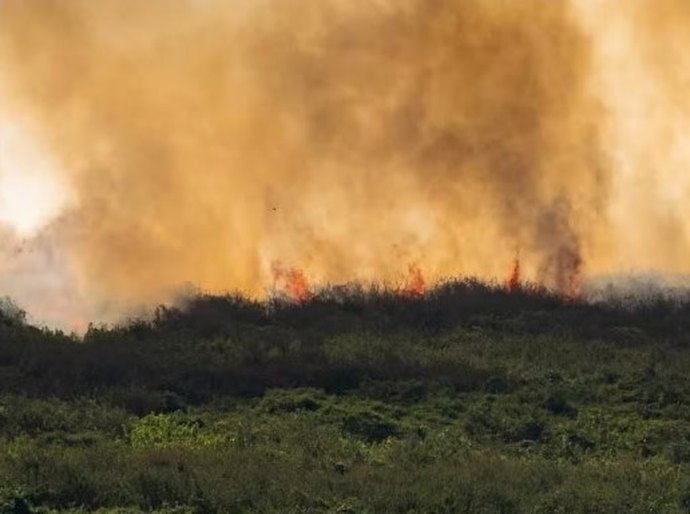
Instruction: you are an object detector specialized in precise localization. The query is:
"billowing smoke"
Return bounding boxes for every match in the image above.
[0,0,687,328]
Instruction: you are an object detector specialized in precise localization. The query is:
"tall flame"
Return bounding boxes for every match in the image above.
[507,255,521,293]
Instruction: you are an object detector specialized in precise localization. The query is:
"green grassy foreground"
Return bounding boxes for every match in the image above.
[2,280,690,513]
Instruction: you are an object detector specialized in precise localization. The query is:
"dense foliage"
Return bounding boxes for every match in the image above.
[2,280,690,512]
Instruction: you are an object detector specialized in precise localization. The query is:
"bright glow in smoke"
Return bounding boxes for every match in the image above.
[0,118,72,236]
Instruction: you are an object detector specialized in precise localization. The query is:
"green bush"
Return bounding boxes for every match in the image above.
[1,284,690,510]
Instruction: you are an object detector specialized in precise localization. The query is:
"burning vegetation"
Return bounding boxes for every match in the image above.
[271,261,312,303]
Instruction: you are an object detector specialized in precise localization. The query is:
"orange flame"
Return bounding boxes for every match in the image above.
[403,263,426,297]
[507,255,520,293]
[271,261,311,303]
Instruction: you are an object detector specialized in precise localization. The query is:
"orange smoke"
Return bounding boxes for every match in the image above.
[2,0,690,327]
[271,261,311,303]
[0,0,602,322]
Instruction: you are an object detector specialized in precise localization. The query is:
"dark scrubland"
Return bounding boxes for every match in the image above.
[2,279,690,512]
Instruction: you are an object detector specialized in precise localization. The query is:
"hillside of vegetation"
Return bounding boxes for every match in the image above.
[2,280,690,513]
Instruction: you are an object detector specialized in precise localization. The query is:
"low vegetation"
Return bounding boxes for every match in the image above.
[2,280,690,512]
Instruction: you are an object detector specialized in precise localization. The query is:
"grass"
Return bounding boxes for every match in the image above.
[1,279,690,512]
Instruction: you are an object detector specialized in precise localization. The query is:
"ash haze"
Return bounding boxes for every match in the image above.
[0,0,688,330]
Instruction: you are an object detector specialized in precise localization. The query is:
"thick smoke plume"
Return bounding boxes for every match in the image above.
[0,0,687,328]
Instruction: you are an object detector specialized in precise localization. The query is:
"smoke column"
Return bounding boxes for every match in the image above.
[0,0,687,328]
[576,0,690,273]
